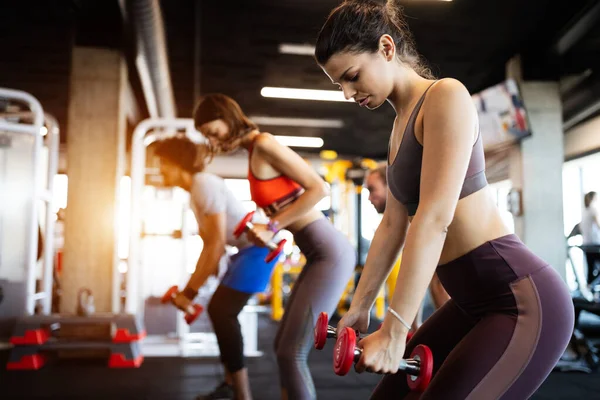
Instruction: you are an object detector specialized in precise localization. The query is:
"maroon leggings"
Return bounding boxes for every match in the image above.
[371,234,574,400]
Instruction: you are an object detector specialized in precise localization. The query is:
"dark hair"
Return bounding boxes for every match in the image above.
[585,191,597,209]
[193,94,258,156]
[154,137,207,173]
[315,0,433,79]
[368,164,387,185]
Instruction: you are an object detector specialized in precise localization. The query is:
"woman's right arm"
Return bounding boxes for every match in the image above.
[350,187,410,313]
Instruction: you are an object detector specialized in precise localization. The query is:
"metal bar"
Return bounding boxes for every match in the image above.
[399,359,420,376]
[41,114,59,314]
[126,118,202,316]
[0,120,38,136]
[32,292,47,301]
[38,190,53,203]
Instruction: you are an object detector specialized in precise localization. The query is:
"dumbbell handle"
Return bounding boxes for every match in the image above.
[326,325,337,338]
[166,292,196,315]
[352,347,421,376]
[327,325,362,339]
[243,220,281,251]
[184,303,198,315]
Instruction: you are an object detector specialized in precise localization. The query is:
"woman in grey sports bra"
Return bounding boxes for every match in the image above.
[314,1,573,399]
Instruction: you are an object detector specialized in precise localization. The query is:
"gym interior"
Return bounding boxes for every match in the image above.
[1,0,600,399]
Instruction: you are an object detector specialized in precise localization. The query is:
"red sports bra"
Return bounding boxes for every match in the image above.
[248,136,303,216]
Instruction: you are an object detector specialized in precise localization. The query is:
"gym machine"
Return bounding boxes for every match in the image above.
[1,89,144,370]
[0,88,58,316]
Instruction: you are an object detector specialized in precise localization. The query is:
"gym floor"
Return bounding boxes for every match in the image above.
[1,311,599,400]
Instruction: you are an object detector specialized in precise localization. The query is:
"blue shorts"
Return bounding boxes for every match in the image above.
[220,245,278,294]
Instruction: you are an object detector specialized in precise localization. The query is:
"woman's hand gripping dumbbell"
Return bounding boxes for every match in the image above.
[314,311,414,350]
[234,211,286,262]
[332,327,433,392]
[161,286,203,324]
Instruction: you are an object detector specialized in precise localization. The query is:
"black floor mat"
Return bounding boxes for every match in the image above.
[1,312,598,400]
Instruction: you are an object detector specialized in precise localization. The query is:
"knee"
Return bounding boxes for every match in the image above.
[208,298,224,327]
[275,344,305,366]
[207,297,217,319]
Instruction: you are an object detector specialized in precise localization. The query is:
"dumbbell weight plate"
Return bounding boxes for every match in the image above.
[407,344,433,392]
[161,286,178,304]
[233,211,255,238]
[333,327,357,376]
[265,239,286,263]
[314,312,329,350]
[184,304,204,325]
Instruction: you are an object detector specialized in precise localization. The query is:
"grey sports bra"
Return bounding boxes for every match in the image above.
[387,82,487,216]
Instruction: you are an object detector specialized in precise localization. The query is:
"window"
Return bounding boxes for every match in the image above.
[563,152,600,291]
[488,180,515,234]
[361,187,383,241]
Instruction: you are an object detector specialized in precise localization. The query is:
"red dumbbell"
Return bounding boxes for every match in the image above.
[315,312,413,350]
[333,327,433,392]
[314,312,343,350]
[233,211,287,263]
[161,286,204,324]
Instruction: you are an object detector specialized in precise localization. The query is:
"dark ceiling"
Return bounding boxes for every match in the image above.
[1,0,600,158]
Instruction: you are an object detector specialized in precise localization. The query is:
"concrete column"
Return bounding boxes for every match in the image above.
[62,47,126,313]
[511,82,567,279]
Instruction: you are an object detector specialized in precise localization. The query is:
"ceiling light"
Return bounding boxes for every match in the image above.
[261,87,352,102]
[274,135,324,148]
[278,43,315,56]
[250,116,344,128]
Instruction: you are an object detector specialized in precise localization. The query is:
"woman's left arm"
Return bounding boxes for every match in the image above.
[381,79,478,340]
[254,134,329,229]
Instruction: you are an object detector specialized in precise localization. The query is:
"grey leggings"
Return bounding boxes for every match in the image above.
[274,218,356,399]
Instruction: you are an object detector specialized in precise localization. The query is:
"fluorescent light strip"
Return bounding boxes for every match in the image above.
[279,43,316,56]
[261,87,352,102]
[274,135,324,148]
[250,116,344,128]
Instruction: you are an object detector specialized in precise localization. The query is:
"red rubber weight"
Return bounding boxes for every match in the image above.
[333,327,357,376]
[314,312,329,350]
[265,239,286,263]
[184,304,204,325]
[161,286,178,304]
[407,344,433,392]
[233,211,255,238]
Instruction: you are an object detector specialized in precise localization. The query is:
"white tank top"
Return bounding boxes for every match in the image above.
[581,207,600,245]
[189,172,253,249]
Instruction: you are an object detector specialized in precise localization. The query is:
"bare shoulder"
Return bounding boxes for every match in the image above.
[253,132,278,154]
[424,78,477,124]
[426,78,472,106]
